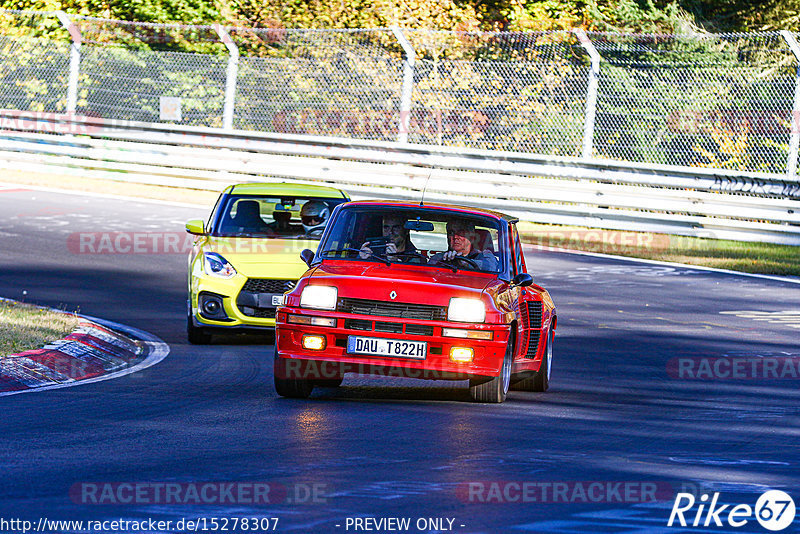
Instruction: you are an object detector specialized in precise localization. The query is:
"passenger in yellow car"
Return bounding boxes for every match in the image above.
[227,200,270,234]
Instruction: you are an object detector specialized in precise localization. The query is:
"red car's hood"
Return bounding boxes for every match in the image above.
[309,261,494,306]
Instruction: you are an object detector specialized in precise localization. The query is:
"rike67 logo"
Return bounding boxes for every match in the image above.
[668,490,796,531]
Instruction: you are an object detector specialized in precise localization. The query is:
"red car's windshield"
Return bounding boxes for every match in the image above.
[318,206,504,274]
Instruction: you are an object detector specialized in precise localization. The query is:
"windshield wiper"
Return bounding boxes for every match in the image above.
[321,248,391,266]
[227,232,272,238]
[428,258,458,273]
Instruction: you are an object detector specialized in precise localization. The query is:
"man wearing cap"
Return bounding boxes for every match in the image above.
[429,219,498,271]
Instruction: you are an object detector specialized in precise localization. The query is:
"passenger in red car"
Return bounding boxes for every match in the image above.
[429,220,498,271]
[359,214,418,258]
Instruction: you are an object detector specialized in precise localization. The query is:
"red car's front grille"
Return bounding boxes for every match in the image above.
[338,298,447,321]
[343,318,435,337]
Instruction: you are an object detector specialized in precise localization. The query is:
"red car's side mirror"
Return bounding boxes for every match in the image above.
[511,273,533,287]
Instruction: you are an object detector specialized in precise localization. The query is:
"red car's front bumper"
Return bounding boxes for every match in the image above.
[275,309,511,381]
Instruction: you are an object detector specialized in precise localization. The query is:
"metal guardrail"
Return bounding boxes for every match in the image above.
[0,109,799,245]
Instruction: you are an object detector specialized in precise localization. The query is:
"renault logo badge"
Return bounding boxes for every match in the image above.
[390,291,397,300]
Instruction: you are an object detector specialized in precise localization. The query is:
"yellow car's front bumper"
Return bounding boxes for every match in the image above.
[190,274,279,329]
[189,238,315,331]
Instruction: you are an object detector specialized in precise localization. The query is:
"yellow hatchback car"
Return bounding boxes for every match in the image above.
[185,183,350,344]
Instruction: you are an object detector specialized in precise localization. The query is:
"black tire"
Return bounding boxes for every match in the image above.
[513,329,552,392]
[187,314,213,345]
[315,378,344,388]
[469,334,513,403]
[273,347,314,398]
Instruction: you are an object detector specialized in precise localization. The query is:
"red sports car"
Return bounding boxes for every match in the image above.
[273,201,556,403]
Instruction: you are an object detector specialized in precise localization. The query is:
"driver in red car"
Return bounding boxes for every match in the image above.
[429,219,498,271]
[359,214,419,259]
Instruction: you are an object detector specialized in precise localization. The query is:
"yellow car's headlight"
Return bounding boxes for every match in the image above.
[203,252,237,279]
[448,297,486,323]
[300,285,338,310]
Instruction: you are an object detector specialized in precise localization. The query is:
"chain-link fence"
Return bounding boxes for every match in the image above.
[232,28,404,138]
[1,9,799,177]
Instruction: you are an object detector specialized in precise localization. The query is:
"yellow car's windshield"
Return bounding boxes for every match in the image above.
[212,195,347,240]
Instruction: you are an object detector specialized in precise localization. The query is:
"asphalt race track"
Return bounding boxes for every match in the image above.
[1,186,799,533]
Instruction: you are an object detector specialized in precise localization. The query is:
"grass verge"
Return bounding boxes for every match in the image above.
[0,300,79,356]
[2,169,798,277]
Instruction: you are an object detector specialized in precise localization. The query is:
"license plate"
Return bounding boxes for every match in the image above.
[347,336,427,359]
[271,294,284,306]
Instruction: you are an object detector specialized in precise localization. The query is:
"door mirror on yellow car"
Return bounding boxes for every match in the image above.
[300,249,315,267]
[185,219,206,235]
[512,273,533,288]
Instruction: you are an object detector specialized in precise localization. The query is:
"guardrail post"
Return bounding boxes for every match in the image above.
[55,11,81,114]
[214,24,239,131]
[390,26,416,144]
[574,29,601,160]
[780,31,800,178]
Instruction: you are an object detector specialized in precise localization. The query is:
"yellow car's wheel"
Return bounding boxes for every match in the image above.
[187,314,213,345]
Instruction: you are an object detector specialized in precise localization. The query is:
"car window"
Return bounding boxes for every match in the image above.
[213,196,345,239]
[512,226,526,275]
[410,220,447,251]
[206,193,223,233]
[318,206,504,274]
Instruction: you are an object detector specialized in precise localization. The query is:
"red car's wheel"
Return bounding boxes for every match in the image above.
[469,333,513,403]
[273,347,314,398]
[315,378,344,388]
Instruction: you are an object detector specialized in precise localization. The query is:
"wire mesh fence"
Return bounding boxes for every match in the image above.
[0,34,71,113]
[405,30,589,153]
[589,32,797,174]
[79,46,228,126]
[231,28,403,138]
[1,9,798,177]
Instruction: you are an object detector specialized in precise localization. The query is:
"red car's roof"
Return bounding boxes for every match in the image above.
[341,200,518,223]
